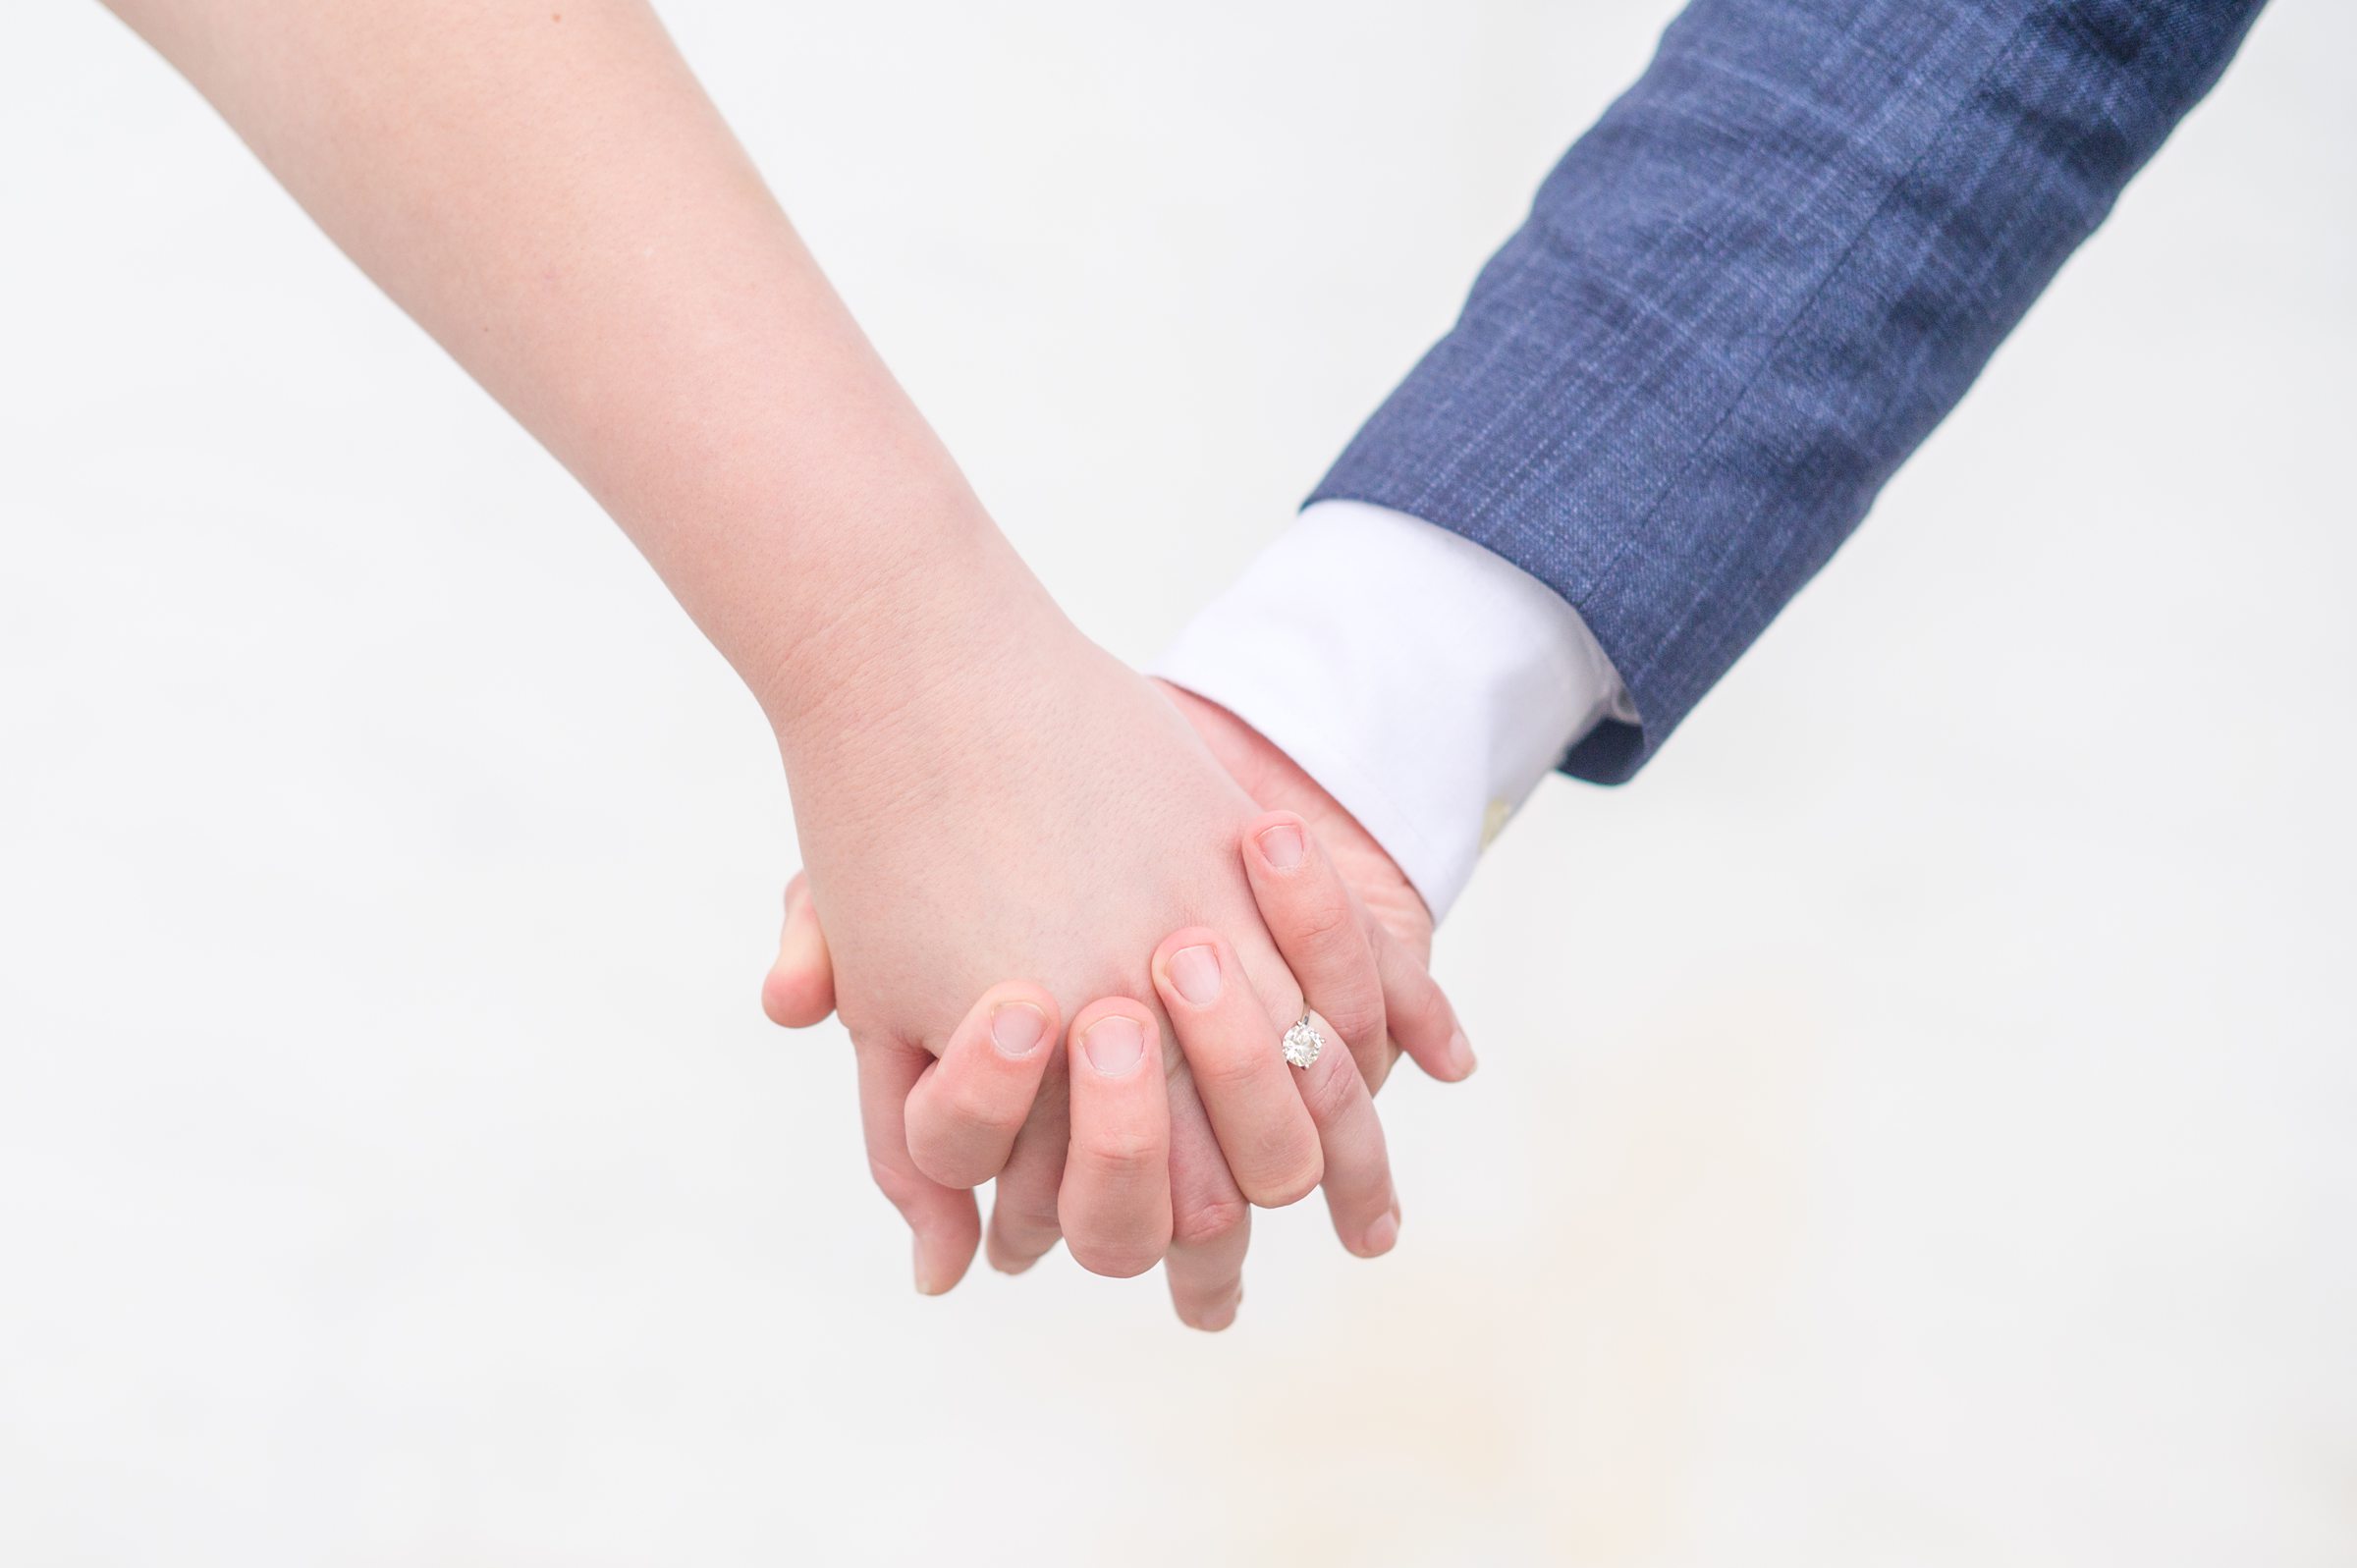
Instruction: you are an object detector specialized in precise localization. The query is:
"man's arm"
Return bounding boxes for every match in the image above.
[1162,0,2266,915]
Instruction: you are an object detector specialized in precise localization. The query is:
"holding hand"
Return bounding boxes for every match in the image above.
[103,0,1474,1334]
[767,684,1473,1329]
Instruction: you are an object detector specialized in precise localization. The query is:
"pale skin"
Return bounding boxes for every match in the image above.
[768,687,1475,1305]
[102,0,1472,1325]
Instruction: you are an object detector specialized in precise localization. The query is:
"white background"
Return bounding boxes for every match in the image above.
[3,2,2351,1563]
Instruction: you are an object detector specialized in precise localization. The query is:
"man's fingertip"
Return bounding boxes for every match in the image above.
[1184,1287,1242,1332]
[913,1237,953,1296]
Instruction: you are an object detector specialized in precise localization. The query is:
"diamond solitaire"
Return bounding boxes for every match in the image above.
[1281,1013,1324,1070]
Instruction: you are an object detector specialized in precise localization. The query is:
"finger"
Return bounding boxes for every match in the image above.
[1289,1008,1401,1258]
[1151,928,1322,1208]
[1240,812,1388,1090]
[854,1036,980,1295]
[904,982,1061,1189]
[984,1054,1070,1275]
[1057,1000,1173,1278]
[761,874,837,1029]
[1162,1066,1251,1331]
[1373,918,1477,1082]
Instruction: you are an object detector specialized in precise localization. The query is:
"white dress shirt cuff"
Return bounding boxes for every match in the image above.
[1151,500,1631,921]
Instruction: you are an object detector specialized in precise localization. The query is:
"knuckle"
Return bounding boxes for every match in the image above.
[985,1173,1061,1235]
[1325,1000,1385,1062]
[1171,1190,1248,1248]
[1400,994,1451,1042]
[993,1192,1062,1244]
[1181,1040,1268,1097]
[1296,1060,1361,1128]
[1288,894,1361,954]
[906,1132,987,1191]
[1069,1125,1163,1182]
[935,1074,1023,1138]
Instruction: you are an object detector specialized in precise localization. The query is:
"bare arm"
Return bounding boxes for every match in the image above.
[103,0,1461,1319]
[104,0,1005,737]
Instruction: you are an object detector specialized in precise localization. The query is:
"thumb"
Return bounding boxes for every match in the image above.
[761,872,839,1028]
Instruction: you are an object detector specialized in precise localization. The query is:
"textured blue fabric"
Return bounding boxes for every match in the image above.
[1311,0,2266,784]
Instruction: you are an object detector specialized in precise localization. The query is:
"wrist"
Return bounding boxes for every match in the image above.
[763,518,1096,797]
[751,490,1024,726]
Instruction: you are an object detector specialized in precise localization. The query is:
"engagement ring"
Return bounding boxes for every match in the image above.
[1281,1012,1324,1070]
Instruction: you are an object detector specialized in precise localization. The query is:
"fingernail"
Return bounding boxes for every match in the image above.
[1256,822,1305,870]
[1081,1014,1146,1076]
[1168,945,1222,1007]
[1362,1212,1398,1257]
[990,1000,1047,1057]
[1449,1029,1478,1078]
[913,1236,950,1296]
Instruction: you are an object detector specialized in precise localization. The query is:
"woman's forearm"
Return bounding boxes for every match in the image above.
[104,0,1026,733]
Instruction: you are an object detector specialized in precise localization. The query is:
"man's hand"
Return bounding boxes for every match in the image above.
[1154,683,1468,1083]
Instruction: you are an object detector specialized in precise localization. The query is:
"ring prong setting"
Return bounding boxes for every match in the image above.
[1282,1013,1324,1070]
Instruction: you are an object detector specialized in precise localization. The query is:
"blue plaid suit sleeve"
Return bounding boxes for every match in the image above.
[1309,0,2267,783]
